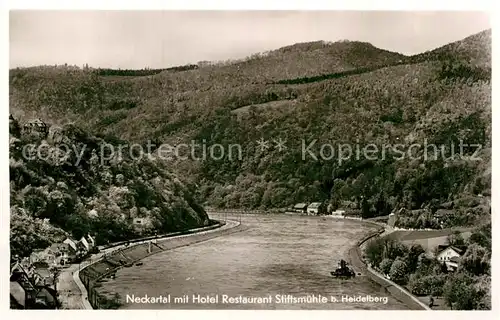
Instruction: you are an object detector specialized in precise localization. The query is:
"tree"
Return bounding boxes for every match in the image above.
[382,239,409,261]
[416,252,433,275]
[405,244,426,273]
[407,273,426,296]
[474,275,491,310]
[330,179,346,209]
[364,238,385,267]
[468,226,491,251]
[389,258,409,285]
[443,274,481,310]
[408,274,446,296]
[22,186,49,218]
[380,258,393,275]
[458,243,490,276]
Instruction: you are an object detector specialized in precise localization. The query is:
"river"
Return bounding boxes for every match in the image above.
[96,214,409,310]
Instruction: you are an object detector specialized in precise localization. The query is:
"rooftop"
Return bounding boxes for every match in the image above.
[24,118,47,127]
[308,202,322,208]
[437,245,465,255]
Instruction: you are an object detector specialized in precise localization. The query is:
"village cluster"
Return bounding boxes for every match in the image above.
[10,234,98,309]
[289,202,347,216]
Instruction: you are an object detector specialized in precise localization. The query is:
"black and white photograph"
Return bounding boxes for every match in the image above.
[7,8,493,313]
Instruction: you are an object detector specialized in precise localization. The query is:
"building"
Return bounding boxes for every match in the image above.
[387,213,397,227]
[79,236,90,252]
[133,217,148,225]
[436,245,465,271]
[32,262,54,287]
[307,202,326,215]
[63,238,78,252]
[388,208,404,227]
[29,250,47,265]
[133,217,153,232]
[63,237,90,260]
[292,203,308,214]
[331,209,346,217]
[10,281,26,309]
[31,242,77,266]
[48,242,77,265]
[22,118,48,137]
[10,261,58,309]
[33,287,58,309]
[326,203,334,214]
[10,262,37,309]
[87,234,96,248]
[446,256,460,271]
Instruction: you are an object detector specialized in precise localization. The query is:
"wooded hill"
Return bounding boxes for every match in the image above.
[10,30,491,229]
[9,116,210,258]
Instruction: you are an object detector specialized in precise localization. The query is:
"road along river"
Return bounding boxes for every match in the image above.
[96,214,409,310]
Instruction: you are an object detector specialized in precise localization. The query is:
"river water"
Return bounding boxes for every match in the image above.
[97,214,409,310]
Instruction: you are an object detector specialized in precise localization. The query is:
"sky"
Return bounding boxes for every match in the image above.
[9,11,490,69]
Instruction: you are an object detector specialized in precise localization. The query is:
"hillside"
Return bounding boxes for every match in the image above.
[9,39,405,127]
[410,29,491,67]
[9,30,491,229]
[9,116,210,258]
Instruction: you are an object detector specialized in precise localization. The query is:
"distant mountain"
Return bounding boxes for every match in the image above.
[410,29,491,67]
[208,40,407,83]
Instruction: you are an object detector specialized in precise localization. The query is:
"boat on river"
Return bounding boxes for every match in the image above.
[330,259,356,278]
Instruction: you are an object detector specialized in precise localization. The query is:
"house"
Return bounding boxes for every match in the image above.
[29,250,48,265]
[446,256,460,271]
[436,245,465,271]
[292,203,308,214]
[133,217,147,225]
[10,261,58,309]
[33,243,78,266]
[87,234,96,248]
[32,262,54,287]
[388,208,404,227]
[22,118,48,137]
[63,237,88,260]
[307,202,326,215]
[343,209,363,219]
[326,203,334,214]
[331,209,346,217]
[133,217,153,232]
[63,238,78,252]
[33,287,58,309]
[10,262,37,308]
[79,236,90,252]
[47,242,77,265]
[387,213,397,227]
[10,281,26,309]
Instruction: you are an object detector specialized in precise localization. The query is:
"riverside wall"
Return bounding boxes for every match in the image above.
[347,221,429,310]
[78,220,245,309]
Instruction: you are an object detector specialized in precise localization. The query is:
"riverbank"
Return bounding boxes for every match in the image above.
[61,219,244,309]
[96,214,410,310]
[77,215,427,310]
[346,220,430,310]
